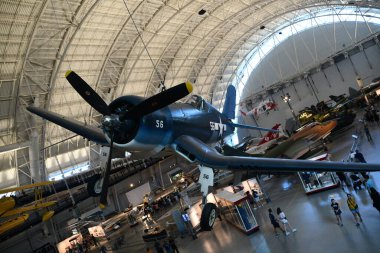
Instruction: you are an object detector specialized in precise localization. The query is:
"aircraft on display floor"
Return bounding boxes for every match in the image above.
[359,77,380,97]
[242,124,287,155]
[27,71,380,231]
[289,120,337,142]
[224,120,337,160]
[297,94,356,127]
[0,182,56,234]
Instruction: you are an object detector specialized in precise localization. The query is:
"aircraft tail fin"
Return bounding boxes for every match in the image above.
[257,123,282,145]
[278,124,288,138]
[222,85,236,119]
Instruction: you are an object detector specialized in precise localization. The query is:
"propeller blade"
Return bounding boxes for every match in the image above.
[119,82,193,120]
[65,70,111,115]
[27,106,109,145]
[99,132,114,208]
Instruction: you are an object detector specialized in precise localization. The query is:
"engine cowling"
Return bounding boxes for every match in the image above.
[103,95,144,146]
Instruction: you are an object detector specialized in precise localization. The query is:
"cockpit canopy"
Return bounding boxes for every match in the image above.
[189,95,209,112]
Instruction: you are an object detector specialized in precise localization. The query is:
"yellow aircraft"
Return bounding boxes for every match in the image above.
[289,120,337,142]
[0,181,56,234]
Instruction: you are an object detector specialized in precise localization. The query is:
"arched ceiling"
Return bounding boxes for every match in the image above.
[1,0,380,178]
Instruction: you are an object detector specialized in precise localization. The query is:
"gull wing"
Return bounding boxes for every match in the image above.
[174,135,380,172]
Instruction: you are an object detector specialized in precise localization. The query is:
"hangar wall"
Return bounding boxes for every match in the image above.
[238,27,380,139]
[242,22,380,95]
[253,42,379,133]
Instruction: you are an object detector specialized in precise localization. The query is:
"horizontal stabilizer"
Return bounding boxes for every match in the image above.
[226,122,279,132]
[27,106,108,146]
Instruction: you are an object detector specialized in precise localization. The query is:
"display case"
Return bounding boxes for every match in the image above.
[224,178,265,207]
[298,154,339,194]
[215,190,259,234]
[56,234,83,253]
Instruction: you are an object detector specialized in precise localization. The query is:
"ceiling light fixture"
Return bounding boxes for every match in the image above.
[198,9,206,15]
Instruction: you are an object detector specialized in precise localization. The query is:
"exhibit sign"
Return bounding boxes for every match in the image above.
[56,234,83,253]
[88,225,106,237]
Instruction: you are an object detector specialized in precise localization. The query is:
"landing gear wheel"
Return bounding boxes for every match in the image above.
[87,174,103,197]
[200,203,217,231]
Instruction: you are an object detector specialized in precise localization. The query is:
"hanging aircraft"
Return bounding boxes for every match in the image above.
[27,71,380,231]
[0,182,56,234]
[240,99,278,117]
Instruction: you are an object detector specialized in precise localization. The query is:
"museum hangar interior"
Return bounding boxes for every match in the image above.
[1,1,380,253]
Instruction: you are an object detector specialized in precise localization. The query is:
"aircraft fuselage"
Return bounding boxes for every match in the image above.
[113,99,234,155]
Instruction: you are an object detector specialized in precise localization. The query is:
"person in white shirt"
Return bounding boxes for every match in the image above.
[276,207,297,235]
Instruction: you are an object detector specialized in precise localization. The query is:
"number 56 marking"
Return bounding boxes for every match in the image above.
[156,120,164,128]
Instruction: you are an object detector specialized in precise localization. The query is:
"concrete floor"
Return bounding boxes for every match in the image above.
[106,115,380,253]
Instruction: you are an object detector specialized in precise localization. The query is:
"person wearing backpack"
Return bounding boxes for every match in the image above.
[346,194,363,226]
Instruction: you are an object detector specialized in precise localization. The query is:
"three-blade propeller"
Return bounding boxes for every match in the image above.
[63,71,193,207]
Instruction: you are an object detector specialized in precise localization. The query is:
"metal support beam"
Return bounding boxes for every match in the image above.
[321,69,332,88]
[347,54,359,76]
[0,142,29,154]
[362,48,373,69]
[29,130,42,182]
[112,186,121,212]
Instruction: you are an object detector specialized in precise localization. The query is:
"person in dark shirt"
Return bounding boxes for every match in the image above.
[369,187,380,213]
[350,174,362,191]
[336,172,350,188]
[169,237,180,253]
[252,190,262,208]
[163,241,173,253]
[91,234,99,247]
[354,150,369,177]
[371,106,380,126]
[246,191,254,204]
[360,120,373,142]
[268,208,285,236]
[331,199,343,226]
[154,241,164,253]
[99,245,107,253]
[354,150,366,163]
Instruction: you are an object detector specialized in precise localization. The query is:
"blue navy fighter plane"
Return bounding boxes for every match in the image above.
[27,71,380,229]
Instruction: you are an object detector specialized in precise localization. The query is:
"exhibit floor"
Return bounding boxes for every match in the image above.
[102,120,380,253]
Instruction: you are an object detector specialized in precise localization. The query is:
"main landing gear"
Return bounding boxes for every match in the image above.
[87,174,103,197]
[198,166,218,231]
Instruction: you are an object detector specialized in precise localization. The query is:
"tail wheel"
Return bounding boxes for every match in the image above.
[87,174,103,197]
[200,203,217,231]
